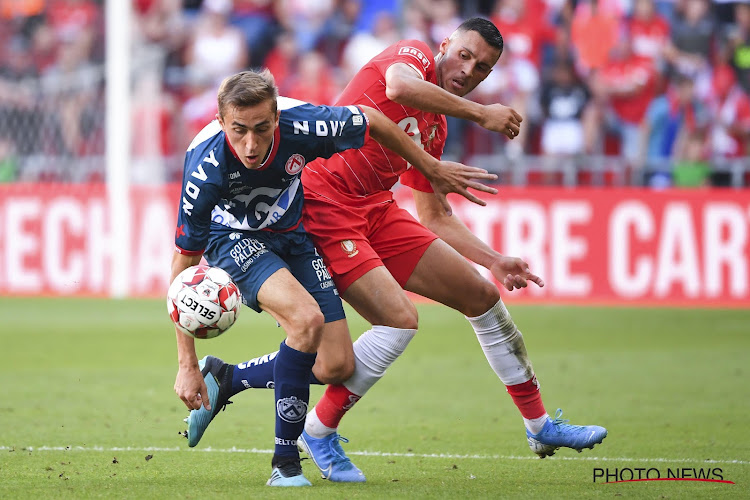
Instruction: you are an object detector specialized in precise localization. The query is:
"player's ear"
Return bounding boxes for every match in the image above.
[439,37,450,55]
[216,112,224,127]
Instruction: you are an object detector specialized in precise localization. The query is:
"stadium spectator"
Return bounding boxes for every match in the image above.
[133,0,188,80]
[539,57,590,156]
[428,0,463,47]
[230,0,278,67]
[585,34,658,162]
[570,0,622,74]
[724,1,750,93]
[263,30,298,94]
[707,63,750,160]
[672,129,711,186]
[275,0,335,53]
[183,0,247,86]
[341,10,399,80]
[628,0,670,68]
[401,0,430,42]
[283,50,340,105]
[40,36,102,158]
[316,0,362,67]
[663,0,715,98]
[491,0,557,68]
[639,73,710,181]
[46,0,101,61]
[0,36,44,157]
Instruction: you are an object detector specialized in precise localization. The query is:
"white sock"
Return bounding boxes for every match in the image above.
[343,325,417,396]
[524,414,550,435]
[465,299,534,386]
[304,406,337,438]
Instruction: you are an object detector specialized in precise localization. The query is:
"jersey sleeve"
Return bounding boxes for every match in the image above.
[284,103,371,160]
[399,167,434,192]
[372,39,435,81]
[174,149,224,255]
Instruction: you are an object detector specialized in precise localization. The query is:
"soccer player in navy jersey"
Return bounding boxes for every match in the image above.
[171,69,498,486]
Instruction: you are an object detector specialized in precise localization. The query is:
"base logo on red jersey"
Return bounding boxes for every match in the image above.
[285,154,306,175]
[398,46,431,70]
[340,240,359,258]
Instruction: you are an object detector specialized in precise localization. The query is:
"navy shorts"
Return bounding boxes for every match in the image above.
[204,226,345,323]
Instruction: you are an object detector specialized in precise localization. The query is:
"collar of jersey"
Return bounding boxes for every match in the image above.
[224,126,280,171]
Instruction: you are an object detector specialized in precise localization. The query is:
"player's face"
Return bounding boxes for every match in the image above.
[218,99,279,170]
[436,30,500,97]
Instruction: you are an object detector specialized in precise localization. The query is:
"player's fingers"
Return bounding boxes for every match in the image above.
[503,275,515,291]
[464,181,498,195]
[514,110,523,123]
[463,171,498,181]
[458,189,487,206]
[513,275,528,288]
[199,383,211,411]
[526,273,545,288]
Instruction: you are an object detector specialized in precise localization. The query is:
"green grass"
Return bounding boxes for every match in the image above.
[1,298,748,498]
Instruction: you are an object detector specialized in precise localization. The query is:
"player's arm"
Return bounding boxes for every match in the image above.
[359,104,499,214]
[385,62,522,138]
[412,189,544,291]
[171,251,211,411]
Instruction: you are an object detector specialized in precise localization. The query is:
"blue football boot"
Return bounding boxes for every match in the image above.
[266,458,312,487]
[298,430,366,482]
[182,356,234,447]
[526,408,607,458]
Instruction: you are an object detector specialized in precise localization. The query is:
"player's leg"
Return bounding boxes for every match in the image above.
[301,266,416,482]
[182,231,354,449]
[255,267,325,486]
[405,239,606,456]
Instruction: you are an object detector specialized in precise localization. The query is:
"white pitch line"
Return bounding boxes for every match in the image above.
[1,446,748,466]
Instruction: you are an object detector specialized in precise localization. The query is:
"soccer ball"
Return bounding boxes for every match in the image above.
[167,265,242,339]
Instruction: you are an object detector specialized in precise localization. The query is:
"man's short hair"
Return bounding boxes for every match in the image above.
[456,17,504,53]
[217,70,279,118]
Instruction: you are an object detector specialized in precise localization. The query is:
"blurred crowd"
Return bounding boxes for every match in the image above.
[1,0,749,186]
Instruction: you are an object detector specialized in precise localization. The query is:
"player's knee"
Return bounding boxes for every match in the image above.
[463,279,501,317]
[383,302,419,330]
[315,354,355,385]
[287,307,325,351]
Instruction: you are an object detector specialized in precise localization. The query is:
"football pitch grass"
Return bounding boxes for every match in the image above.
[1,297,748,498]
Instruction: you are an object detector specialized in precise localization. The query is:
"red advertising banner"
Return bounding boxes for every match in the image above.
[395,187,750,307]
[1,184,748,307]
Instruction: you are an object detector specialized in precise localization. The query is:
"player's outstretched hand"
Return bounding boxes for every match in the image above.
[478,103,523,140]
[490,255,545,291]
[427,161,498,215]
[175,365,212,411]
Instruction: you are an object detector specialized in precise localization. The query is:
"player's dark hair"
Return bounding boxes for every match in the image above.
[456,17,504,53]
[217,69,279,118]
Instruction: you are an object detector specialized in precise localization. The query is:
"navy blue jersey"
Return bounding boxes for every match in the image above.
[175,98,370,255]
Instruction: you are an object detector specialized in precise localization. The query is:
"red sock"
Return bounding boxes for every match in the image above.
[315,384,361,429]
[506,376,546,419]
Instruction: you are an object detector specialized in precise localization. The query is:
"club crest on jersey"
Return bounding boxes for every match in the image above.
[276,396,307,423]
[398,46,431,70]
[285,154,306,175]
[341,240,359,258]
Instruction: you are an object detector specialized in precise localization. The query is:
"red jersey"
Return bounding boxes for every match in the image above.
[629,16,670,64]
[600,55,657,124]
[302,40,446,206]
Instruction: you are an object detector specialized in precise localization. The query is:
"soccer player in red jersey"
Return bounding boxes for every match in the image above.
[297,18,607,482]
